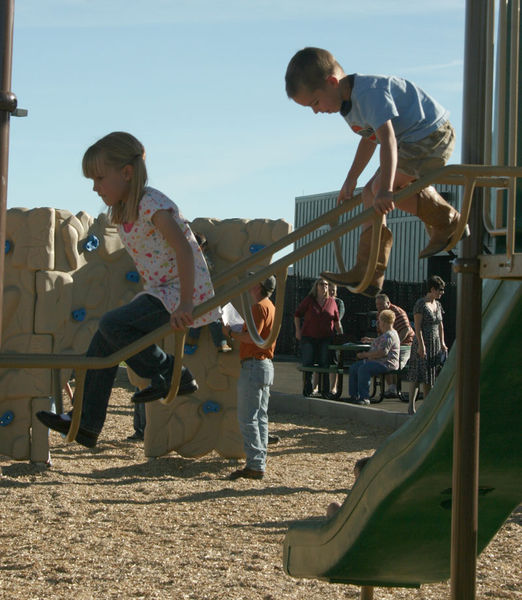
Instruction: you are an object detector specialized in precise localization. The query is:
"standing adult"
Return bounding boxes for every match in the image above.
[407,275,448,414]
[294,278,342,397]
[227,276,277,480]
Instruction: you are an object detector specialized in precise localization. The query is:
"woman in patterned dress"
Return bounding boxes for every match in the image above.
[407,275,448,414]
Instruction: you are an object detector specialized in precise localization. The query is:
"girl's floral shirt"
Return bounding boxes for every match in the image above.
[118,187,220,327]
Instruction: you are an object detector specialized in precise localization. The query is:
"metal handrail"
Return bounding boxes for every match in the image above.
[0,202,370,371]
[0,165,520,374]
[1,163,521,443]
[483,0,520,242]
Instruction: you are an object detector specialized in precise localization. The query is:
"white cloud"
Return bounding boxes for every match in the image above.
[401,60,464,74]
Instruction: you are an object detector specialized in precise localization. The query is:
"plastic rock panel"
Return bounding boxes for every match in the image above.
[1,208,291,463]
[135,217,291,459]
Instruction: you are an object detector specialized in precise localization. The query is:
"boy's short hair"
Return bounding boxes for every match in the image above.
[285,47,341,98]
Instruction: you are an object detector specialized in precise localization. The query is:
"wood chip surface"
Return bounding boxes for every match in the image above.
[1,379,520,600]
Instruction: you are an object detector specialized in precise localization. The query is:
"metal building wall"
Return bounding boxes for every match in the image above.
[294,184,462,283]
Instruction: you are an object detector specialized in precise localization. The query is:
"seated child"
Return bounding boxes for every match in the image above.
[184,231,232,355]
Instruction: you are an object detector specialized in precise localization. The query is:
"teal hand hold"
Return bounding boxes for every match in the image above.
[0,410,14,426]
[83,234,99,252]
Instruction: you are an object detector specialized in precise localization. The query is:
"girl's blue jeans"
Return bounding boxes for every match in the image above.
[80,294,171,436]
[188,321,226,348]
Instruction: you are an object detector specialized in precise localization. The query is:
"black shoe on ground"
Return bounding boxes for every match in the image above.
[346,397,370,406]
[229,467,264,480]
[354,398,370,406]
[36,411,98,448]
[132,367,198,404]
[126,432,144,441]
[268,434,281,445]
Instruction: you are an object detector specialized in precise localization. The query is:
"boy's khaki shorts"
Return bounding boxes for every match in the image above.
[397,121,456,178]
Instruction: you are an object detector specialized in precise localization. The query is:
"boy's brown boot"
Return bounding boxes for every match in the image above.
[321,225,393,297]
[416,186,470,259]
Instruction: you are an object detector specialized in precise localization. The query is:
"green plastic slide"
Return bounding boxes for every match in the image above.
[283,279,522,587]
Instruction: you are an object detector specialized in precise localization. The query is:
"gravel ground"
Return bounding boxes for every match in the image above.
[0,381,520,600]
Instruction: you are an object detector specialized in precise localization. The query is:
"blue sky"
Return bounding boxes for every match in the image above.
[8,0,465,228]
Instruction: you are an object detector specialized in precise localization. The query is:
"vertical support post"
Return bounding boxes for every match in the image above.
[360,585,374,600]
[0,0,15,346]
[52,368,63,415]
[450,1,488,599]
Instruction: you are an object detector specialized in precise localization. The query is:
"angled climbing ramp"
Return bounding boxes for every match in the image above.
[283,278,522,587]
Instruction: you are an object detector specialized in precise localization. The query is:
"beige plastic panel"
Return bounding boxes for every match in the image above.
[132,217,291,459]
[1,208,290,462]
[0,396,31,460]
[1,207,142,462]
[8,207,55,271]
[136,327,244,459]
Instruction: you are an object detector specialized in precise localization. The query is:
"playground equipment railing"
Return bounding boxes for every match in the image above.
[0,163,521,444]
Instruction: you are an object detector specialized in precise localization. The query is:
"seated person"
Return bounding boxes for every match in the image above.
[185,231,232,355]
[374,293,414,395]
[184,321,232,354]
[347,309,400,406]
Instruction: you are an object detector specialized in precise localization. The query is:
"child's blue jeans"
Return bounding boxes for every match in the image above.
[80,294,171,436]
[188,321,226,348]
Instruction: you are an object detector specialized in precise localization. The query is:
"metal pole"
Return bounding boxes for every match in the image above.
[360,586,374,600]
[0,0,15,346]
[450,1,489,598]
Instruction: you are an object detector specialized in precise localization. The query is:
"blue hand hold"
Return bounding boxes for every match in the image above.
[202,401,221,414]
[83,234,100,252]
[126,270,140,283]
[5,239,11,254]
[0,410,14,427]
[249,243,265,254]
[72,308,86,322]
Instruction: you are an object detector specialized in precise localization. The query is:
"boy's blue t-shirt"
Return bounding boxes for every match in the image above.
[343,74,449,144]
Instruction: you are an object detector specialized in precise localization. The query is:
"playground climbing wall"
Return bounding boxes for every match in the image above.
[0,207,290,462]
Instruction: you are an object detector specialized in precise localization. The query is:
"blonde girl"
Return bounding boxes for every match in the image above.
[37,132,219,448]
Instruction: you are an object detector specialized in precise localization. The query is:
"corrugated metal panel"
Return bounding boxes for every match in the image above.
[294,184,462,283]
